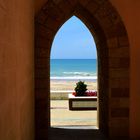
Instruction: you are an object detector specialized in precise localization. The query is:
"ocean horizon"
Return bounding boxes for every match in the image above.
[50,59,97,81]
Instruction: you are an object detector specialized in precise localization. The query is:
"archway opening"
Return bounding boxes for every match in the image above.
[35,1,130,139]
[50,16,98,129]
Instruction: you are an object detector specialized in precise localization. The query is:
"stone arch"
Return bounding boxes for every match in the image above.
[35,0,130,139]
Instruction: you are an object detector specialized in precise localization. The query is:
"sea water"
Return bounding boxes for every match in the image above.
[50,59,97,81]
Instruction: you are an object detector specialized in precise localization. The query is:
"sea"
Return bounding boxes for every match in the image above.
[50,59,97,81]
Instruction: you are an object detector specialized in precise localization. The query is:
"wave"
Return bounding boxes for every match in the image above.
[63,71,96,76]
[50,76,97,80]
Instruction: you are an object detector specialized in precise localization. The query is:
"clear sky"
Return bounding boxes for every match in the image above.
[51,16,97,59]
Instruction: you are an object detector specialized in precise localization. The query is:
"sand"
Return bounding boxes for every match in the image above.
[50,81,98,127]
[51,100,97,127]
[50,80,97,91]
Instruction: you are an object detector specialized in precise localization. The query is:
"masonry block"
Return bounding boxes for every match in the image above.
[35,108,49,123]
[68,0,78,8]
[56,0,75,18]
[109,78,129,88]
[36,24,54,41]
[35,58,50,68]
[109,68,129,78]
[45,7,63,22]
[109,47,129,58]
[35,68,49,78]
[86,1,99,15]
[35,100,49,110]
[96,16,114,32]
[52,0,63,5]
[36,11,47,24]
[95,4,110,18]
[36,119,48,129]
[35,47,50,58]
[35,78,48,89]
[109,57,129,68]
[111,88,129,98]
[93,0,106,5]
[107,38,118,48]
[109,118,129,127]
[113,22,127,36]
[109,125,129,138]
[79,0,91,6]
[35,39,51,50]
[35,89,49,100]
[110,98,129,108]
[45,18,59,31]
[111,108,129,118]
[118,36,129,47]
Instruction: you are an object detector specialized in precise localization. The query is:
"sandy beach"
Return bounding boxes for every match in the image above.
[51,100,97,127]
[50,80,97,91]
[50,80,98,126]
[50,80,97,99]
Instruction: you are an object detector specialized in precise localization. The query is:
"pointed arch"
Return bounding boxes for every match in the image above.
[35,0,130,139]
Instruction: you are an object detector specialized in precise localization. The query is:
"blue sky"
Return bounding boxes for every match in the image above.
[51,16,97,59]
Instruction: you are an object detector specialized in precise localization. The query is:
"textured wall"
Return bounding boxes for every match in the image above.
[35,0,130,139]
[110,0,140,138]
[0,0,34,140]
[35,0,140,139]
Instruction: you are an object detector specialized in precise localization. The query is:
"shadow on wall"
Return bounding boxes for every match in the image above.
[49,128,107,140]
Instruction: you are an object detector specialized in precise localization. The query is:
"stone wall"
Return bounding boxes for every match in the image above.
[35,0,130,139]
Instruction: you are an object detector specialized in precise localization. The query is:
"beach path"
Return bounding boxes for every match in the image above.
[51,100,97,128]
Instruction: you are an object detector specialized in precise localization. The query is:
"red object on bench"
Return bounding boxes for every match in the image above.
[72,91,97,97]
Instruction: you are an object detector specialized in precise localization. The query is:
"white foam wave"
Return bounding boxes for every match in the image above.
[63,72,95,76]
[50,76,97,80]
